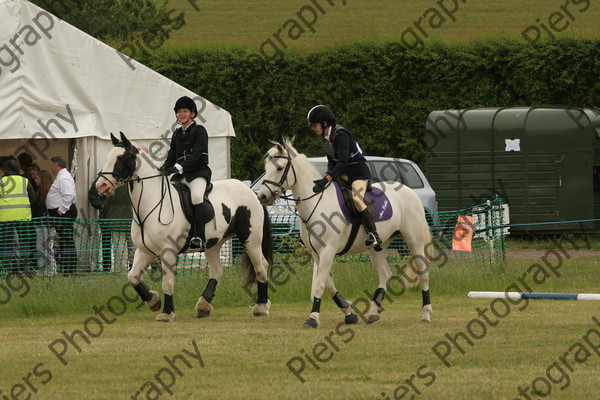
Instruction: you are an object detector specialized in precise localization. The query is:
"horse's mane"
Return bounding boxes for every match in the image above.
[267,138,320,178]
[267,138,305,163]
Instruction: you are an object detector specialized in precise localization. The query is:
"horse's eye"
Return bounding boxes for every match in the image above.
[276,166,283,171]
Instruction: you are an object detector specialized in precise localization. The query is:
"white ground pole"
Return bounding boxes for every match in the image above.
[468,292,600,301]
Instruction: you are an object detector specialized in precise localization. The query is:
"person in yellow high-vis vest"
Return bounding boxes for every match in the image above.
[0,159,35,272]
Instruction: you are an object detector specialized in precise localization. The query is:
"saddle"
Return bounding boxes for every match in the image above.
[172,182,215,253]
[333,179,393,223]
[332,179,393,255]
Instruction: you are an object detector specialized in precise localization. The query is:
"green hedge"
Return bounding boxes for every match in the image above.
[141,39,600,181]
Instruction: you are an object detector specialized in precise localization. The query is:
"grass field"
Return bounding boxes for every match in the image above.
[161,0,600,52]
[1,252,599,399]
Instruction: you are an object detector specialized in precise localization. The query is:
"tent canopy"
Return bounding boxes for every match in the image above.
[0,0,234,141]
[0,0,235,216]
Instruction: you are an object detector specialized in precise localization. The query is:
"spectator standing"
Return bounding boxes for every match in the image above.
[46,156,77,275]
[89,177,133,272]
[18,152,39,192]
[33,170,56,276]
[0,159,35,272]
[27,163,41,183]
[20,162,41,269]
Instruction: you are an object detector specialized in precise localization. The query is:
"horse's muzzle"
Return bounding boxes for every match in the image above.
[257,192,274,206]
[96,178,114,197]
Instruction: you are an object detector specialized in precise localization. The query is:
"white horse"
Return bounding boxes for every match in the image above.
[96,132,273,322]
[257,140,432,328]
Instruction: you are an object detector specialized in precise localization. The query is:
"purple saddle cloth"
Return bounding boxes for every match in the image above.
[334,181,393,223]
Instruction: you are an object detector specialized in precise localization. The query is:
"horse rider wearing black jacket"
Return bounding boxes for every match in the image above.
[159,96,212,250]
[308,105,382,251]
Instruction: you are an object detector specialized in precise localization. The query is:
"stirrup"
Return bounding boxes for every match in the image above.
[365,233,383,252]
[365,232,377,246]
[189,236,204,250]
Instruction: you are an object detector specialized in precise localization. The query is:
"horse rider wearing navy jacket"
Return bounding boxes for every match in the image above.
[308,105,382,251]
[159,96,212,250]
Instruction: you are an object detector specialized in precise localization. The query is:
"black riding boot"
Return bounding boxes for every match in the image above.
[359,209,383,251]
[190,204,206,251]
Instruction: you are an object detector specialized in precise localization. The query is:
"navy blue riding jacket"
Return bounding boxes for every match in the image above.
[323,125,371,182]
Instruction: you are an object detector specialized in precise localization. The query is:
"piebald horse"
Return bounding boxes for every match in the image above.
[258,140,432,328]
[96,132,273,322]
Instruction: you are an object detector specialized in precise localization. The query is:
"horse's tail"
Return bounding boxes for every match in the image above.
[241,206,273,287]
[403,225,433,289]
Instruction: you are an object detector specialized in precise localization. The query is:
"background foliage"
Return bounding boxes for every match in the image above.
[25,1,600,181]
[139,39,600,180]
[29,0,184,43]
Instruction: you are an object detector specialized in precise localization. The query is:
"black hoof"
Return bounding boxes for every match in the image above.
[367,315,381,324]
[196,309,211,318]
[345,313,359,324]
[302,318,318,329]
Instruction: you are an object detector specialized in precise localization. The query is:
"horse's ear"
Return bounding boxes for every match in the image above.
[110,132,120,146]
[275,142,285,154]
[277,137,298,159]
[283,137,298,158]
[119,131,132,150]
[268,139,285,155]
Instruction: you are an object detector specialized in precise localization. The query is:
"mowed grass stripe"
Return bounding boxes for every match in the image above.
[2,254,600,398]
[1,298,599,399]
[162,0,600,51]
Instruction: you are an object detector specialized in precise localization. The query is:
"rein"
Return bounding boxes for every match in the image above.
[127,173,176,227]
[98,146,177,256]
[97,170,165,186]
[261,152,332,225]
[263,146,349,255]
[280,188,326,204]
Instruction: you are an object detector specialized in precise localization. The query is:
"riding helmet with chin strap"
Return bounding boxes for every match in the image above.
[174,96,198,118]
[307,105,336,132]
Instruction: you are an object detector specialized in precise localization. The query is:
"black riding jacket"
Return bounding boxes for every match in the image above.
[162,122,212,182]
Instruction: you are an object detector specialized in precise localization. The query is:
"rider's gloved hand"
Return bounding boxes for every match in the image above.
[159,166,178,175]
[312,177,329,193]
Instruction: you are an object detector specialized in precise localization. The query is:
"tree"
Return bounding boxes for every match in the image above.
[29,0,185,45]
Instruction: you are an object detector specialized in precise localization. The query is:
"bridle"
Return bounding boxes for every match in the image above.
[97,144,163,188]
[97,143,176,256]
[261,153,297,201]
[97,144,137,189]
[260,150,330,224]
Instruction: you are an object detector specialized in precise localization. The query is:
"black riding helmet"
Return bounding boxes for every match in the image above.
[174,96,198,118]
[307,105,336,131]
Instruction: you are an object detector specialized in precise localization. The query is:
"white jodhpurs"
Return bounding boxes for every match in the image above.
[184,177,208,205]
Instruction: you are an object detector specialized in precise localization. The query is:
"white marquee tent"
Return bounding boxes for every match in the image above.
[0,0,235,219]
